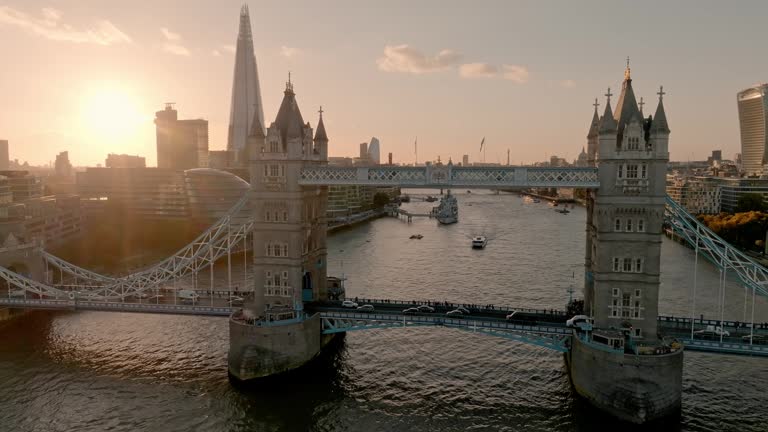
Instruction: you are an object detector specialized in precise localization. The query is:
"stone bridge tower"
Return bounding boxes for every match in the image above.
[573,63,681,424]
[584,64,670,339]
[229,79,332,381]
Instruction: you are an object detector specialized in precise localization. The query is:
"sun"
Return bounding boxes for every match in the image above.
[79,83,145,142]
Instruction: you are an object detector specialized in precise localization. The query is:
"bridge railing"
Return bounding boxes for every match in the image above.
[319,298,567,316]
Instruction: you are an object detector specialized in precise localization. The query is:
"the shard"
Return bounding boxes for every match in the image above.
[227,4,265,163]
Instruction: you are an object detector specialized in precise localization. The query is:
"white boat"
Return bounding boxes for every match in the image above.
[472,236,487,249]
[434,192,458,224]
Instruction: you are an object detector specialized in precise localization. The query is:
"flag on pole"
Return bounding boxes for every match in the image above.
[479,137,485,152]
[415,136,417,153]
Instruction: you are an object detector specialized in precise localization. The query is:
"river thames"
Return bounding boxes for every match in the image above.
[0,191,766,431]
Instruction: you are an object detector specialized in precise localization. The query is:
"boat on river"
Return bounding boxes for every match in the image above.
[472,236,487,249]
[434,192,458,224]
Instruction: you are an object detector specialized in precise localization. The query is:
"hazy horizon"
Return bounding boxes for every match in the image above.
[2,0,766,167]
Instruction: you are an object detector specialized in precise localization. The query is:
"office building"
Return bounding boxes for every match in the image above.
[737,84,768,176]
[462,154,469,166]
[155,104,209,170]
[359,142,368,160]
[227,5,265,164]
[106,153,146,168]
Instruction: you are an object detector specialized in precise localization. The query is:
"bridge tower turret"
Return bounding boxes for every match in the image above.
[229,78,332,381]
[573,63,681,424]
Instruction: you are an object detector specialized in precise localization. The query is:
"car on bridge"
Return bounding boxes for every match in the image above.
[741,334,767,344]
[455,306,470,315]
[357,304,374,312]
[417,305,435,313]
[341,300,358,308]
[694,325,730,338]
[566,315,593,329]
[403,307,420,315]
[229,296,244,306]
[446,309,464,317]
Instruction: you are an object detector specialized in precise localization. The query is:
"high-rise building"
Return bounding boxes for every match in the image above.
[155,104,209,170]
[359,142,368,160]
[462,154,469,166]
[54,151,73,177]
[388,152,393,165]
[737,84,768,176]
[0,140,8,170]
[227,4,265,165]
[368,137,381,165]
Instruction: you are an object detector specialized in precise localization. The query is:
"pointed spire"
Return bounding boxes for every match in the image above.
[314,106,328,142]
[651,86,670,133]
[238,4,252,39]
[613,60,642,133]
[587,98,600,138]
[248,104,265,138]
[275,80,305,142]
[599,88,617,133]
[639,96,645,117]
[624,56,631,81]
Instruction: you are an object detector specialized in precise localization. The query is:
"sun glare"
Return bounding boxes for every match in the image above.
[79,84,145,142]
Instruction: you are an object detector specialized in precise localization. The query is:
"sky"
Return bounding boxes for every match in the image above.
[1,0,767,167]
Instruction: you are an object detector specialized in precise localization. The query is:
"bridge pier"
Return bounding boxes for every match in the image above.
[228,313,338,381]
[567,335,683,423]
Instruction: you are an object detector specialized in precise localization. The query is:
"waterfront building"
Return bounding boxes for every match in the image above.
[227,4,265,165]
[155,104,209,170]
[0,140,9,170]
[106,153,146,168]
[737,83,768,176]
[665,176,722,214]
[75,167,247,223]
[22,194,83,247]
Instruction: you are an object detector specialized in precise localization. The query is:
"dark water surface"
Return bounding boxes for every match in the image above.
[0,191,766,432]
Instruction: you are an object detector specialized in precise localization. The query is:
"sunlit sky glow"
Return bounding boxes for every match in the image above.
[1,0,767,167]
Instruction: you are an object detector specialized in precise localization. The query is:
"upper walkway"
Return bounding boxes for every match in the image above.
[299,166,599,189]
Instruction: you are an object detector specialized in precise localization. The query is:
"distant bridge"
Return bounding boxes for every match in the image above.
[299,166,600,189]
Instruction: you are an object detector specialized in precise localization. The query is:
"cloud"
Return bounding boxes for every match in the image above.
[559,79,576,88]
[212,49,221,56]
[459,63,498,79]
[377,44,462,74]
[502,65,529,83]
[222,44,236,53]
[0,6,131,45]
[163,43,190,56]
[160,27,181,41]
[160,27,189,56]
[280,45,301,58]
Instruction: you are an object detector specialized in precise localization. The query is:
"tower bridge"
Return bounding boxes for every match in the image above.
[0,66,766,424]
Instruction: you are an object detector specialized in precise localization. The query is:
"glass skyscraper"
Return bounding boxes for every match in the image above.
[227,5,265,164]
[737,84,768,176]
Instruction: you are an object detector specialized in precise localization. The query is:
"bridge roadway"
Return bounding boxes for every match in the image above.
[1,295,766,356]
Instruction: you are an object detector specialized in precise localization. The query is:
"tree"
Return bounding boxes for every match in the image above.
[736,193,766,212]
[373,192,390,208]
